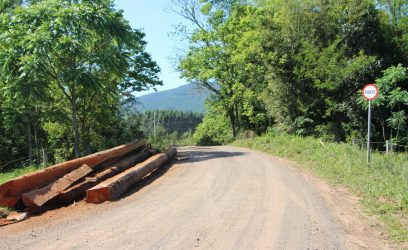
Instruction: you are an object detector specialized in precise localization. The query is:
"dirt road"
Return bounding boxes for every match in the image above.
[0,146,394,249]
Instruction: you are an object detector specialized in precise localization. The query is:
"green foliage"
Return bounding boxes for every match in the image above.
[42,122,72,163]
[260,0,384,140]
[178,130,196,146]
[0,0,161,167]
[175,0,408,147]
[370,65,407,144]
[142,110,203,137]
[0,164,45,185]
[233,134,408,241]
[176,1,268,137]
[193,107,233,145]
[147,126,171,151]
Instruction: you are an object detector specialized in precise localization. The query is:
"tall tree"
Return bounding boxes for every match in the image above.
[0,0,161,158]
[259,0,386,140]
[174,0,268,137]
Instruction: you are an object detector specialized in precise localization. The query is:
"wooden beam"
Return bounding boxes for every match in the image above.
[86,148,176,204]
[57,150,151,204]
[21,164,93,207]
[0,140,146,208]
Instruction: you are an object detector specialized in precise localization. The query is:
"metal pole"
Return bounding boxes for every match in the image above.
[367,100,371,164]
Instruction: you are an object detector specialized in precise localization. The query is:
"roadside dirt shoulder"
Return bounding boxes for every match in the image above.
[246,148,407,249]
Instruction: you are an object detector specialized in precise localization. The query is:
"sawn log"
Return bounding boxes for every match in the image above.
[0,140,146,208]
[57,149,151,204]
[86,148,176,204]
[21,164,93,207]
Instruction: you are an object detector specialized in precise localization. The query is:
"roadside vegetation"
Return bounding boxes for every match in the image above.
[0,0,162,170]
[173,0,407,148]
[0,109,202,183]
[0,165,46,185]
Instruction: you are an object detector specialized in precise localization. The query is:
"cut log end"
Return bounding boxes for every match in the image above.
[86,185,111,204]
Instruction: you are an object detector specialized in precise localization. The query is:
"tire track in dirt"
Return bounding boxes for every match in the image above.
[0,146,398,249]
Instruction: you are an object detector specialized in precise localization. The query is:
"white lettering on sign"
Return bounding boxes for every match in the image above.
[362,84,379,101]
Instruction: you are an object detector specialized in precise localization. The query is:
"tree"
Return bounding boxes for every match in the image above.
[193,105,233,145]
[259,0,387,141]
[0,0,161,158]
[361,64,408,144]
[173,0,407,147]
[174,0,268,137]
[142,110,203,137]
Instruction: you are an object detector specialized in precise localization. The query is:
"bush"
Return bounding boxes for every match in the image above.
[193,113,233,146]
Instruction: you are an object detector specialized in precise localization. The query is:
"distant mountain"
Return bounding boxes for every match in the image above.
[135,83,209,113]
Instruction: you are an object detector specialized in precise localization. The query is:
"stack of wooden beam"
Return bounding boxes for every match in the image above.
[0,140,176,211]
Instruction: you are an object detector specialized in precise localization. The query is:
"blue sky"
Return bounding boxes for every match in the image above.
[114,0,191,96]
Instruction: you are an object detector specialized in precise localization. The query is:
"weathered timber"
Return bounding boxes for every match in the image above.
[21,164,93,207]
[0,140,146,208]
[57,150,151,204]
[86,148,176,204]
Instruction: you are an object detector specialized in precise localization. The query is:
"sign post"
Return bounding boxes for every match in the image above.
[362,84,379,164]
[367,99,372,163]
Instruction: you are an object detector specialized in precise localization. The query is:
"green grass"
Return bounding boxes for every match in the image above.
[0,165,45,185]
[0,206,13,218]
[232,134,408,242]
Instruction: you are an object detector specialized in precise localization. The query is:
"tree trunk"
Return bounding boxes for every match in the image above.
[71,84,80,158]
[81,121,92,155]
[27,123,33,165]
[234,103,240,134]
[34,122,40,164]
[229,109,237,139]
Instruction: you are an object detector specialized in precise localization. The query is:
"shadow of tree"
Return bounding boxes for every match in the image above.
[121,147,245,199]
[177,148,246,163]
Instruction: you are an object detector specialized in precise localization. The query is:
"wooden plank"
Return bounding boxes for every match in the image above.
[21,164,93,207]
[57,150,151,204]
[57,179,97,205]
[0,140,146,208]
[86,148,176,204]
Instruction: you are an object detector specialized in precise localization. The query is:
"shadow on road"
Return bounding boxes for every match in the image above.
[121,148,245,199]
[178,148,246,163]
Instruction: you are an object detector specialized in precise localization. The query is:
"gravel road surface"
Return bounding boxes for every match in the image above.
[0,146,395,249]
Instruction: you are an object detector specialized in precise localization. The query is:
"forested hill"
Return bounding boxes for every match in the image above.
[135,83,209,113]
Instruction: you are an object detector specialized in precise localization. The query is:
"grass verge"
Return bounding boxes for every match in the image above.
[232,134,408,242]
[0,165,45,185]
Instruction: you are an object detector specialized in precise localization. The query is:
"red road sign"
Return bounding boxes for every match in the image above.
[362,84,379,101]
